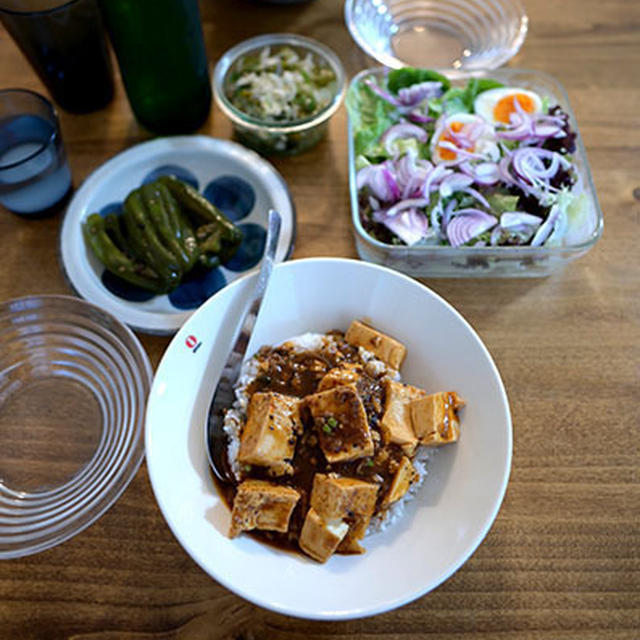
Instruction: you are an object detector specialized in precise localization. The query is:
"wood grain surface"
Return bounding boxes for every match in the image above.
[0,0,638,638]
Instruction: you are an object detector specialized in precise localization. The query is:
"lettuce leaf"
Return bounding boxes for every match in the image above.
[443,77,505,114]
[347,80,396,157]
[387,67,451,94]
[486,193,520,214]
[542,189,594,247]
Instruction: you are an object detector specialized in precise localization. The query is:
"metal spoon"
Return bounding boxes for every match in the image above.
[205,209,281,483]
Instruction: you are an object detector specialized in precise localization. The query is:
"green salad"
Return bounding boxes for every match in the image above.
[348,67,593,248]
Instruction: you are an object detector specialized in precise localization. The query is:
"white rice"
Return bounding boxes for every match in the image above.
[222,332,434,534]
[366,447,433,534]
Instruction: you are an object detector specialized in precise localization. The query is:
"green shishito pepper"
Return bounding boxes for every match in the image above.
[82,175,243,294]
[158,175,243,264]
[82,213,169,293]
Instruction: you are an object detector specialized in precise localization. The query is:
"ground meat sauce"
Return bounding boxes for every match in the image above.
[214,331,407,554]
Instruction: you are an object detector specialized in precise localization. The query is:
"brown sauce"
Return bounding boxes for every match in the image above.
[214,331,407,554]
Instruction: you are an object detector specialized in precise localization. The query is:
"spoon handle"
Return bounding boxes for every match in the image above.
[206,209,281,481]
[225,209,281,372]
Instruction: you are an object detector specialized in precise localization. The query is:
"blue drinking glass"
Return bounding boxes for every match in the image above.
[0,89,72,218]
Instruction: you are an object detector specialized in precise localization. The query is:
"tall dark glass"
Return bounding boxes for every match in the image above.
[0,0,114,114]
[98,0,212,134]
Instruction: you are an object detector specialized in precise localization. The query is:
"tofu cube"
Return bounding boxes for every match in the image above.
[380,380,426,455]
[381,456,418,507]
[345,320,406,370]
[238,392,300,476]
[298,508,349,563]
[229,479,300,538]
[317,363,363,392]
[410,391,465,446]
[305,385,374,463]
[310,474,379,554]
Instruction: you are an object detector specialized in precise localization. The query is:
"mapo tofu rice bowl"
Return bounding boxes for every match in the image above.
[145,257,513,617]
[218,320,464,563]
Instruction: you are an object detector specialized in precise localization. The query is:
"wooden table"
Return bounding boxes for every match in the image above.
[1,0,638,637]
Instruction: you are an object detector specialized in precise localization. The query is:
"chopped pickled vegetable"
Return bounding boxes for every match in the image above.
[226,45,336,122]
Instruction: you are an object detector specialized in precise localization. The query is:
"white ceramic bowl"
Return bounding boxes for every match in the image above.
[145,258,512,619]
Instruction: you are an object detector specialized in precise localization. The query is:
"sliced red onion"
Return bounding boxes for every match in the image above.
[381,123,428,156]
[407,110,433,124]
[363,79,442,112]
[448,116,488,144]
[512,147,560,183]
[446,210,497,247]
[371,207,387,223]
[490,225,504,246]
[378,207,430,246]
[436,140,487,161]
[396,153,433,198]
[366,166,392,201]
[364,79,401,107]
[356,165,374,191]
[447,119,488,148]
[397,81,443,106]
[498,103,565,143]
[423,163,453,197]
[439,172,473,198]
[386,197,430,218]
[500,212,543,230]
[461,161,501,186]
[531,204,561,246]
[499,148,555,198]
[429,199,443,235]
[449,207,493,217]
[382,165,400,201]
[476,163,501,185]
[446,129,474,148]
[441,198,457,230]
[498,152,516,185]
[532,123,565,139]
[357,163,399,202]
[463,186,491,209]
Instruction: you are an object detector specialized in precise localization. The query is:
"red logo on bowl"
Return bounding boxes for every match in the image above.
[185,335,201,352]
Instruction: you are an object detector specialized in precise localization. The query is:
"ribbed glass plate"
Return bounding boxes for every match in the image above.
[0,295,152,558]
[345,0,528,77]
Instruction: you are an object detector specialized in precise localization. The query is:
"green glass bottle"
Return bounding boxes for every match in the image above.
[98,0,212,134]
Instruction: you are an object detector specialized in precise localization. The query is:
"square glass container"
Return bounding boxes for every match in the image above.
[348,67,603,277]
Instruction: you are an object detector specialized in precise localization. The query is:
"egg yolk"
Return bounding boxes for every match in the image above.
[493,93,536,123]
[438,121,471,161]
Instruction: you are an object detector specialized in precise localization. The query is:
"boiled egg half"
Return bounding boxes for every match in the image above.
[431,113,498,164]
[474,87,543,125]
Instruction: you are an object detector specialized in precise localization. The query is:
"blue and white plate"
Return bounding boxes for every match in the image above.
[60,136,295,334]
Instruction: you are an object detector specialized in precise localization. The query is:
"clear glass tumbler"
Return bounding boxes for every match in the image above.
[0,89,72,218]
